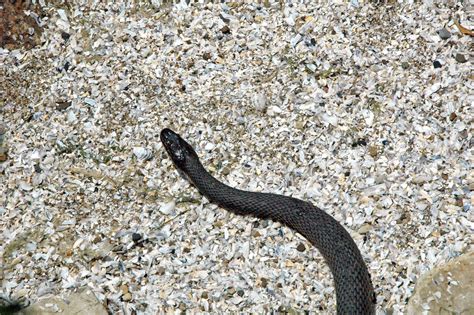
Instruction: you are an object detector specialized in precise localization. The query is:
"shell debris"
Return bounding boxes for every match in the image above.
[0,1,472,314]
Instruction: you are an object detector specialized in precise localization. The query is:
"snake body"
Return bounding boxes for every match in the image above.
[160,128,375,314]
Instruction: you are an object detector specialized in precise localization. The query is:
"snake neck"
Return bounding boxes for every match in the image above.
[184,159,239,203]
[183,159,277,216]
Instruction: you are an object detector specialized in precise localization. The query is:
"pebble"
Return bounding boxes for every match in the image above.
[83,98,96,107]
[227,287,236,295]
[132,233,142,243]
[455,53,467,63]
[267,105,282,116]
[358,224,373,234]
[437,28,451,39]
[433,60,442,68]
[67,111,77,123]
[0,125,7,162]
[0,147,8,162]
[61,31,70,41]
[56,101,71,110]
[19,182,33,191]
[221,25,231,34]
[296,243,306,252]
[204,143,215,151]
[122,293,132,302]
[156,267,166,275]
[251,230,261,237]
[412,175,431,185]
[294,119,306,130]
[368,145,378,158]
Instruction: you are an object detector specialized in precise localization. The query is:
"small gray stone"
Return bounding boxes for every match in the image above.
[437,28,451,40]
[132,232,142,242]
[455,53,467,63]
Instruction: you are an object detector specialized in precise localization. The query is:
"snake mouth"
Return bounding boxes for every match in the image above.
[160,128,189,168]
[160,128,180,155]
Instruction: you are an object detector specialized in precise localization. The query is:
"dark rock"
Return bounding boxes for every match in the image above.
[61,31,70,41]
[0,147,8,162]
[56,101,71,111]
[132,233,142,242]
[352,138,367,147]
[220,25,231,34]
[34,164,42,173]
[455,53,467,63]
[219,14,230,23]
[433,60,442,68]
[437,28,451,40]
[296,243,306,252]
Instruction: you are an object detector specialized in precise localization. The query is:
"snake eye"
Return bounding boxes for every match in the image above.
[161,128,189,167]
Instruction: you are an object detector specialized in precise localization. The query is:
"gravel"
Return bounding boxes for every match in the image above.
[0,1,472,314]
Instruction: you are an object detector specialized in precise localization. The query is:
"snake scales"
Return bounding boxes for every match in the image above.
[161,128,375,314]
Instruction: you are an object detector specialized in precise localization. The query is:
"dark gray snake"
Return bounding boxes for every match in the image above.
[161,128,375,314]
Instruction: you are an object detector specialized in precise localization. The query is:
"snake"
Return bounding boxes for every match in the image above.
[160,128,375,314]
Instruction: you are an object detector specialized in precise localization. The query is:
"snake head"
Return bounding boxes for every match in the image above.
[160,128,199,171]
